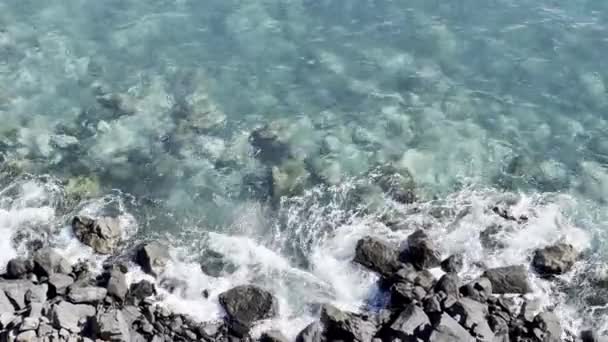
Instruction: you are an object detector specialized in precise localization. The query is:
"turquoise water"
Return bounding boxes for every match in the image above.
[1,0,608,337]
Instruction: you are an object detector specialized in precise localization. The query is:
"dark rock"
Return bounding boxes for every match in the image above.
[33,247,72,277]
[531,312,561,342]
[249,125,291,165]
[371,164,416,204]
[480,224,508,250]
[95,308,131,341]
[72,216,122,255]
[353,236,402,277]
[200,250,237,277]
[488,314,509,335]
[320,304,377,342]
[6,258,33,279]
[423,294,443,315]
[48,274,75,297]
[581,330,608,342]
[0,280,47,310]
[446,298,494,341]
[532,243,578,276]
[389,264,419,284]
[50,301,96,333]
[106,270,128,302]
[400,230,441,270]
[260,330,289,342]
[391,282,416,307]
[435,274,460,298]
[129,280,156,301]
[414,270,436,291]
[483,265,531,294]
[67,286,107,304]
[441,254,463,274]
[159,277,187,295]
[428,313,475,342]
[387,304,430,340]
[135,242,170,277]
[460,277,492,302]
[219,285,277,334]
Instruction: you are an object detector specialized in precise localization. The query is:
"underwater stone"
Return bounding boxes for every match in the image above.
[370,164,416,204]
[250,124,291,165]
[271,159,311,200]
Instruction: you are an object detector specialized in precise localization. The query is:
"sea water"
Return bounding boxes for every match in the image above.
[1,0,608,338]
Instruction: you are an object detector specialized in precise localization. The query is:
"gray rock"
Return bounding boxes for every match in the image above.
[460,277,493,302]
[532,312,561,342]
[20,317,39,331]
[37,322,55,337]
[400,230,441,270]
[372,164,416,204]
[67,286,107,304]
[435,274,460,298]
[391,281,416,307]
[33,247,72,277]
[135,242,169,277]
[219,285,277,330]
[72,216,122,255]
[320,304,377,342]
[260,330,289,342]
[106,270,128,301]
[0,289,14,315]
[532,243,578,276]
[48,273,74,296]
[0,280,47,310]
[441,254,464,274]
[249,124,291,165]
[388,304,430,339]
[483,265,531,294]
[15,330,37,342]
[129,280,156,301]
[447,298,494,341]
[296,322,323,342]
[414,270,436,290]
[353,236,403,277]
[95,308,131,342]
[429,313,475,342]
[51,301,96,333]
[6,258,33,279]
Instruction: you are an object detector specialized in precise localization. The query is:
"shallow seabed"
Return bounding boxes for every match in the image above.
[1,0,608,338]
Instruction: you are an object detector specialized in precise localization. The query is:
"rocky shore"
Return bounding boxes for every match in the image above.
[0,212,602,342]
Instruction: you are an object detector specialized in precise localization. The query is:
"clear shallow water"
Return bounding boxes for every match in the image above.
[1,0,608,338]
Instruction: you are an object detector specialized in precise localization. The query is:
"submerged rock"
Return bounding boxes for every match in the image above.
[72,216,122,255]
[250,124,291,165]
[218,285,278,335]
[400,230,441,270]
[532,243,578,276]
[483,265,531,294]
[271,159,311,200]
[371,164,416,204]
[134,242,170,277]
[353,236,403,277]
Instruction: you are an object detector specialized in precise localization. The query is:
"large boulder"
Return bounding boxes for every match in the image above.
[532,243,578,276]
[441,254,464,274]
[48,273,75,297]
[219,285,278,335]
[5,258,33,279]
[106,269,128,302]
[320,304,377,342]
[428,313,475,342]
[260,330,289,342]
[295,322,323,342]
[134,242,170,277]
[72,216,122,255]
[353,236,403,277]
[50,301,96,333]
[386,304,430,340]
[94,308,131,341]
[33,247,72,277]
[400,230,441,270]
[0,280,47,310]
[460,277,493,302]
[483,265,531,294]
[446,298,494,341]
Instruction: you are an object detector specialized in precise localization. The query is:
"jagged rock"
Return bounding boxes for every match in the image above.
[532,243,578,276]
[95,308,131,342]
[320,304,377,342]
[296,322,323,342]
[531,312,561,342]
[447,298,494,341]
[6,258,33,279]
[0,289,14,316]
[48,274,74,297]
[200,250,237,277]
[391,282,416,307]
[260,330,289,342]
[33,247,72,277]
[50,301,96,333]
[441,254,464,274]
[460,277,493,302]
[371,164,416,204]
[106,270,128,301]
[249,125,291,165]
[135,242,169,277]
[483,265,531,294]
[428,313,475,342]
[400,230,441,270]
[353,236,402,277]
[72,216,122,255]
[435,273,460,298]
[67,286,107,304]
[219,285,277,335]
[0,280,47,310]
[387,304,430,340]
[129,280,156,301]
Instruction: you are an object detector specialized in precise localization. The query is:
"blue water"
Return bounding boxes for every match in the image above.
[1,0,608,336]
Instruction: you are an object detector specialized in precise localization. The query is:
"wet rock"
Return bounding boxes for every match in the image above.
[435,273,460,298]
[447,298,494,341]
[371,164,416,204]
[532,243,578,276]
[400,230,441,270]
[531,312,561,342]
[50,301,96,333]
[295,322,323,342]
[129,280,156,301]
[219,285,278,334]
[6,258,33,279]
[135,242,170,277]
[249,125,291,165]
[483,265,531,294]
[33,247,72,277]
[0,280,47,310]
[48,274,74,297]
[320,304,377,342]
[480,224,508,250]
[260,330,289,342]
[200,250,237,278]
[428,313,475,342]
[96,92,136,115]
[67,286,107,304]
[387,304,430,340]
[72,216,122,255]
[391,282,416,307]
[159,277,187,295]
[94,308,131,342]
[441,254,463,274]
[414,270,436,291]
[460,277,493,302]
[353,236,402,277]
[271,160,311,199]
[106,270,128,302]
